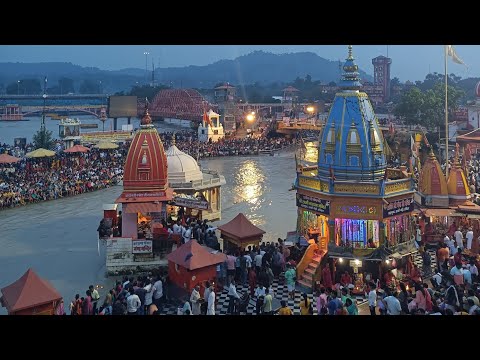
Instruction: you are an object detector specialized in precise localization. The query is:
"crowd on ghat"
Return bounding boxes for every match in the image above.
[0,129,295,211]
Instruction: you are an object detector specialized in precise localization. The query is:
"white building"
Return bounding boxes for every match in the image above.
[198,109,224,143]
[166,139,226,221]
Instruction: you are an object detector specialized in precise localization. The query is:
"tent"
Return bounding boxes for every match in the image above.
[0,268,62,315]
[95,141,118,150]
[0,153,21,164]
[63,144,90,153]
[25,148,56,158]
[167,240,226,292]
[218,213,266,250]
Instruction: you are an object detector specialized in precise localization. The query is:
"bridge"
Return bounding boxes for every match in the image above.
[21,105,105,118]
[0,94,108,101]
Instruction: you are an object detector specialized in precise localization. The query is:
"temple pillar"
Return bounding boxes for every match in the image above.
[379,221,386,247]
[328,219,335,244]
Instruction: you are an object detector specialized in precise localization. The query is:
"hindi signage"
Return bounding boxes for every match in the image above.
[296,193,330,215]
[125,192,166,198]
[173,196,209,210]
[132,240,153,254]
[383,197,414,218]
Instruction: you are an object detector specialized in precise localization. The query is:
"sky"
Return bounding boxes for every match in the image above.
[0,45,477,82]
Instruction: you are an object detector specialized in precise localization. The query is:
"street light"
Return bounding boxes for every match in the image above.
[144,51,150,85]
[306,106,315,114]
[17,80,20,95]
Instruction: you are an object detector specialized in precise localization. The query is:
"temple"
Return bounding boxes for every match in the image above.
[166,135,226,222]
[294,46,415,292]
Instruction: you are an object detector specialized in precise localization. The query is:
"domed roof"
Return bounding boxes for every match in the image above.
[419,148,448,197]
[122,104,169,192]
[317,45,386,181]
[166,140,203,184]
[476,81,480,98]
[447,150,471,204]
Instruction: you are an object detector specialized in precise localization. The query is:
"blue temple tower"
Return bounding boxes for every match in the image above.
[294,46,416,292]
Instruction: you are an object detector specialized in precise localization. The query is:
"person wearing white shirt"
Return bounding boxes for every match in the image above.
[244,254,252,269]
[183,226,192,243]
[383,292,402,315]
[227,281,240,314]
[454,229,464,249]
[368,284,377,316]
[173,221,183,234]
[126,288,141,315]
[254,253,263,272]
[447,238,457,256]
[143,279,155,313]
[466,228,474,250]
[207,284,215,315]
[153,278,163,308]
[444,235,450,244]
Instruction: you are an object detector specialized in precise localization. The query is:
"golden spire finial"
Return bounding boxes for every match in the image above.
[348,45,353,60]
[141,98,152,126]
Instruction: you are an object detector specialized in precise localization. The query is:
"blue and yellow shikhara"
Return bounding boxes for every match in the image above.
[318,45,386,182]
[295,46,416,284]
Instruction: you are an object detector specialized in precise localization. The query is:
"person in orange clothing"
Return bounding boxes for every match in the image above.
[299,293,312,315]
[436,243,450,272]
[278,300,293,315]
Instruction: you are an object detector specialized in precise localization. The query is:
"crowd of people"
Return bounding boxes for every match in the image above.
[0,129,295,211]
[0,145,127,210]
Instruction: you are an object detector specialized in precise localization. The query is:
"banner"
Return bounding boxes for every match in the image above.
[173,196,209,210]
[296,193,330,215]
[383,197,414,218]
[132,240,153,254]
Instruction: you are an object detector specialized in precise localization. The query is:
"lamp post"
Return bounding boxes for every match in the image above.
[144,51,150,85]
[17,80,20,95]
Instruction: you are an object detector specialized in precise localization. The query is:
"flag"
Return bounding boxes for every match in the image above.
[446,45,466,66]
[203,110,213,128]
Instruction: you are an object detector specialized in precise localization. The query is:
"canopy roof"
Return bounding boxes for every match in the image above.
[0,268,62,313]
[167,240,226,270]
[95,141,119,150]
[218,213,266,241]
[25,148,55,158]
[63,144,90,153]
[0,153,21,164]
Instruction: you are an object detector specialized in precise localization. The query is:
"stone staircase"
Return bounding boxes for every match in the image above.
[297,254,322,291]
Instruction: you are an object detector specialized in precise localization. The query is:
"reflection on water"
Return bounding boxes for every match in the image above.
[0,152,297,313]
[234,160,265,205]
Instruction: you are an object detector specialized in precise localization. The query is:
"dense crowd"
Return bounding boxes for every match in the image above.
[0,130,295,211]
[0,146,127,210]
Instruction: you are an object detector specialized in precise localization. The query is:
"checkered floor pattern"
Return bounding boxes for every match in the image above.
[413,249,437,278]
[158,251,439,315]
[159,277,369,315]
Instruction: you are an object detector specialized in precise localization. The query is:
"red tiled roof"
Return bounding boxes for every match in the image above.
[218,213,266,241]
[167,240,226,270]
[0,268,62,313]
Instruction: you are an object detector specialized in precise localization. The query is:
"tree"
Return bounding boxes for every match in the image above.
[6,79,41,94]
[79,79,100,94]
[128,84,169,102]
[58,77,75,94]
[32,128,54,150]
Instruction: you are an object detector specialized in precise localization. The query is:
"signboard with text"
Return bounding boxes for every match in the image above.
[383,197,414,218]
[132,240,153,254]
[173,196,209,210]
[296,193,330,215]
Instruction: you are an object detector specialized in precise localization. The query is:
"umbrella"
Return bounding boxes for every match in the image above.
[95,141,119,150]
[63,144,90,153]
[25,148,56,158]
[0,153,21,164]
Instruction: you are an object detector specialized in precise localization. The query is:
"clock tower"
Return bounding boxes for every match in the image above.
[372,55,392,102]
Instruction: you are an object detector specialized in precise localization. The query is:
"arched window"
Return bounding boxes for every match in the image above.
[349,155,359,166]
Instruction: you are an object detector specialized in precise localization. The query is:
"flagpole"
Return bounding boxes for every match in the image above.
[445,45,449,179]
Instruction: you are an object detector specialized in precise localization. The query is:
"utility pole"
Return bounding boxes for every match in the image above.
[41,76,47,132]
[144,51,150,85]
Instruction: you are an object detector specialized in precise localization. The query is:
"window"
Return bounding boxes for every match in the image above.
[349,155,359,166]
[326,153,333,164]
[201,130,205,134]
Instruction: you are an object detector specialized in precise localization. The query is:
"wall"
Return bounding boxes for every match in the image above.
[122,212,138,239]
[168,262,217,292]
[106,237,133,269]
[13,302,55,315]
[164,118,193,127]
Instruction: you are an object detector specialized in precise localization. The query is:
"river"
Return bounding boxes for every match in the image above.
[0,133,297,313]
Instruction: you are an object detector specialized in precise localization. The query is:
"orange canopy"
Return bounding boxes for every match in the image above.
[218,213,266,241]
[167,240,226,270]
[0,153,21,164]
[0,268,62,313]
[63,145,90,153]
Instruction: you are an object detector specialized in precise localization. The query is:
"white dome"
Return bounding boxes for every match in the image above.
[166,145,203,183]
